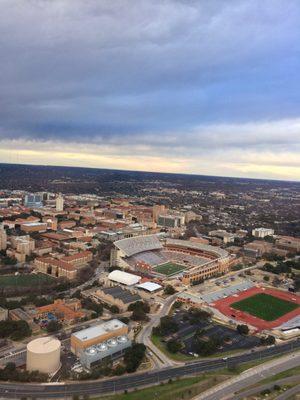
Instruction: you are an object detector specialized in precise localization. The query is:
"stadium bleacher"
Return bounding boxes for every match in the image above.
[201,281,254,304]
[114,235,163,257]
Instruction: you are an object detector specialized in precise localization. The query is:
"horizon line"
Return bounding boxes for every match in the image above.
[0,161,299,185]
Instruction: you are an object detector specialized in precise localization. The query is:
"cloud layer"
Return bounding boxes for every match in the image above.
[0,0,300,180]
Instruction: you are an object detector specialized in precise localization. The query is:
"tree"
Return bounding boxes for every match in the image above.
[123,343,146,373]
[46,320,62,333]
[167,339,182,353]
[0,320,31,340]
[81,298,103,316]
[260,335,275,345]
[173,301,182,309]
[237,324,249,335]
[156,316,178,336]
[128,301,150,321]
[110,305,119,314]
[193,335,221,356]
[164,285,176,295]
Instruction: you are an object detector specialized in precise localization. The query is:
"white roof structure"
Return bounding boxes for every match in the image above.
[108,270,141,286]
[27,337,61,353]
[72,319,126,342]
[136,282,162,292]
[114,234,163,257]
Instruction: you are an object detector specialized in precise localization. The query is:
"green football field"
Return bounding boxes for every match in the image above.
[0,273,54,287]
[153,262,185,276]
[231,293,299,321]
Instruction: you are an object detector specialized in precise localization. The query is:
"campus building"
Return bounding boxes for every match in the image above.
[70,319,128,356]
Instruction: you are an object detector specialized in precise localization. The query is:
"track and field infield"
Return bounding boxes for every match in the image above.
[212,287,300,331]
[231,293,299,321]
[153,262,185,276]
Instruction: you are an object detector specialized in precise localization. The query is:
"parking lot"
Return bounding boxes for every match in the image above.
[171,311,260,356]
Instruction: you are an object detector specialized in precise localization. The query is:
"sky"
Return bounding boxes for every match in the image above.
[0,0,300,181]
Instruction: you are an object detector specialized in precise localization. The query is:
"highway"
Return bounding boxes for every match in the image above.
[0,339,299,398]
[192,350,300,400]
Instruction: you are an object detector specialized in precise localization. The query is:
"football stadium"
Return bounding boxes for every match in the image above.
[212,286,300,332]
[110,235,231,284]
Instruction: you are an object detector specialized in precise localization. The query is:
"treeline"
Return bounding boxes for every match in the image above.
[0,320,31,341]
[0,363,47,382]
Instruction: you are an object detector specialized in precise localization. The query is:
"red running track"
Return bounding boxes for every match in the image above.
[212,286,300,331]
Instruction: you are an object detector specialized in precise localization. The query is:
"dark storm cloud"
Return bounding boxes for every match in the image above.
[0,0,300,161]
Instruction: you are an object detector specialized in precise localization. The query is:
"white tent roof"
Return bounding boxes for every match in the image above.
[108,270,141,286]
[136,281,162,292]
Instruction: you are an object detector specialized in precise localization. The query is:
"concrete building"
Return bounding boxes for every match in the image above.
[252,228,274,238]
[275,236,300,254]
[0,225,7,250]
[21,222,47,233]
[244,240,273,258]
[11,235,35,259]
[157,214,185,228]
[80,335,131,370]
[0,307,8,321]
[152,204,166,222]
[24,194,43,208]
[26,337,61,374]
[56,194,64,212]
[209,229,235,244]
[85,286,141,313]
[71,319,128,356]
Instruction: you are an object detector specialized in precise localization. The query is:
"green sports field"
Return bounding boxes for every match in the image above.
[231,293,299,321]
[0,273,54,287]
[153,262,185,276]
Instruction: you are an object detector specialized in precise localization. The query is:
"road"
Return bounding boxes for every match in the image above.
[0,339,299,398]
[275,383,300,399]
[192,350,300,400]
[136,293,179,368]
[231,375,300,400]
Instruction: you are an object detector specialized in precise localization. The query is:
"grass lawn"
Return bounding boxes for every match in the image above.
[0,273,54,287]
[261,365,300,383]
[231,293,299,321]
[97,374,230,400]
[153,262,185,276]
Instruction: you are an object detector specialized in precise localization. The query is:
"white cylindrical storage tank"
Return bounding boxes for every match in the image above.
[27,337,61,374]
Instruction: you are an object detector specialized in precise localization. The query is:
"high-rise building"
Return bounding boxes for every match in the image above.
[0,225,7,250]
[24,194,43,208]
[252,228,274,238]
[152,205,166,222]
[56,194,64,212]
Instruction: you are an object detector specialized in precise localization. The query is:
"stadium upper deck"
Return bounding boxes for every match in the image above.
[113,234,163,257]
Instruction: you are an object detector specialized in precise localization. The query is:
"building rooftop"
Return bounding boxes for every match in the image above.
[72,319,126,342]
[136,281,162,292]
[108,270,141,286]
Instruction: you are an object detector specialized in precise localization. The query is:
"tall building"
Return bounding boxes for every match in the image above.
[24,194,43,208]
[0,225,7,250]
[56,194,64,212]
[157,214,185,228]
[152,205,166,222]
[252,228,274,238]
